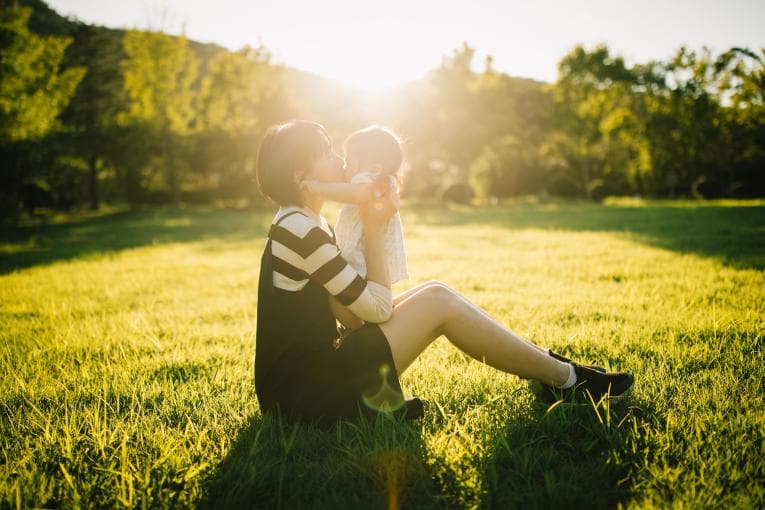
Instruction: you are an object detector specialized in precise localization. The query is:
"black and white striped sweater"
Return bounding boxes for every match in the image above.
[268,206,393,323]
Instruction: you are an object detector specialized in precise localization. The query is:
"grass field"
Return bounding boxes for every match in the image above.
[1,199,763,509]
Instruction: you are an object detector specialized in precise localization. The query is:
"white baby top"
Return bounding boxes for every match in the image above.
[333,171,409,284]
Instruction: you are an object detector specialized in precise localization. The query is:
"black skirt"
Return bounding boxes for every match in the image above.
[275,322,406,425]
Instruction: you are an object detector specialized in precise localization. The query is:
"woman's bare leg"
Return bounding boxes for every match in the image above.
[392,280,440,306]
[396,282,548,356]
[378,282,570,387]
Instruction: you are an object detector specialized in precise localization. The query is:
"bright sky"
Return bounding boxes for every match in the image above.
[48,0,765,91]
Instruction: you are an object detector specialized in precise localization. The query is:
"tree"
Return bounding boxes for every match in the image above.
[470,136,545,200]
[713,48,765,196]
[551,45,654,198]
[424,42,483,173]
[642,47,726,197]
[0,4,84,141]
[192,45,295,204]
[61,24,128,209]
[120,29,198,204]
[0,4,84,219]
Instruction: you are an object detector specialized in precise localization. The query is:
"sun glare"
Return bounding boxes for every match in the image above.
[252,0,447,92]
[280,41,428,92]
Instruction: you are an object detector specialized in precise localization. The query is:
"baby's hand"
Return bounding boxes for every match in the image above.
[369,176,392,199]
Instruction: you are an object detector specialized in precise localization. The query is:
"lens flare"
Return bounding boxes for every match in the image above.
[362,364,405,412]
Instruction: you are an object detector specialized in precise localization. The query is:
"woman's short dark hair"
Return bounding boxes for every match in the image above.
[256,120,331,206]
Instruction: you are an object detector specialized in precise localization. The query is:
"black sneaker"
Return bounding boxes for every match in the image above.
[531,364,634,404]
[549,350,605,372]
[392,397,425,421]
[572,363,634,402]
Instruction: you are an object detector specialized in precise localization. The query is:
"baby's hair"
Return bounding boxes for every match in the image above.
[343,125,404,177]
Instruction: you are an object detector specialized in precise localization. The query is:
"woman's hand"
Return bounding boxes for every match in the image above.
[359,190,396,292]
[360,188,399,229]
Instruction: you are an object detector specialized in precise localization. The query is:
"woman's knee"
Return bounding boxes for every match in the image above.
[421,280,455,293]
[418,281,461,311]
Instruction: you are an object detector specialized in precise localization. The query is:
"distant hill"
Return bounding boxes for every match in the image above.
[18,0,371,129]
[20,0,227,79]
[18,0,546,130]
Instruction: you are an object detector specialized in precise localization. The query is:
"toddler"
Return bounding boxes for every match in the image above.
[302,125,409,331]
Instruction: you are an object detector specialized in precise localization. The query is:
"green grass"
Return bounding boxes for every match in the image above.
[1,199,763,509]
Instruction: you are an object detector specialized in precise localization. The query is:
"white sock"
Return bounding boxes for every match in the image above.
[545,349,577,389]
[559,363,577,389]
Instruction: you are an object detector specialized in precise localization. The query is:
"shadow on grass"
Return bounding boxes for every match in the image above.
[0,207,274,275]
[2,201,762,275]
[407,201,765,270]
[200,412,441,509]
[200,393,651,508]
[484,393,650,509]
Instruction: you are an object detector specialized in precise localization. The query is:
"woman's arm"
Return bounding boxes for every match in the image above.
[271,209,396,323]
[302,180,387,204]
[325,196,397,329]
[329,295,364,331]
[361,221,390,289]
[359,191,398,291]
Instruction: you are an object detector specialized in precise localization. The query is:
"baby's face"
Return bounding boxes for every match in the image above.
[342,155,361,181]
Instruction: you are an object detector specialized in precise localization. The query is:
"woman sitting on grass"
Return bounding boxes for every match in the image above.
[254,120,634,425]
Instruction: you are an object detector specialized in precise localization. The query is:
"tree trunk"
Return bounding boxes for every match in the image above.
[88,155,99,210]
[583,159,592,200]
[164,129,180,205]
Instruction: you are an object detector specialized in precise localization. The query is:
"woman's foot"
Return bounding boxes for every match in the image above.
[533,363,634,404]
[548,349,606,372]
[395,397,425,420]
[572,363,634,401]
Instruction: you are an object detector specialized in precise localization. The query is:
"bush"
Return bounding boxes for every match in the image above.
[441,182,474,204]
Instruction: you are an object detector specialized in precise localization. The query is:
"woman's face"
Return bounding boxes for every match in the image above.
[342,153,360,181]
[303,138,344,183]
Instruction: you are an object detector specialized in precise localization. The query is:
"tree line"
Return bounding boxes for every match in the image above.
[1,0,763,221]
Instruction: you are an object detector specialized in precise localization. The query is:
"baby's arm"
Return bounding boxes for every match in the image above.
[302,179,389,205]
[329,294,364,332]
